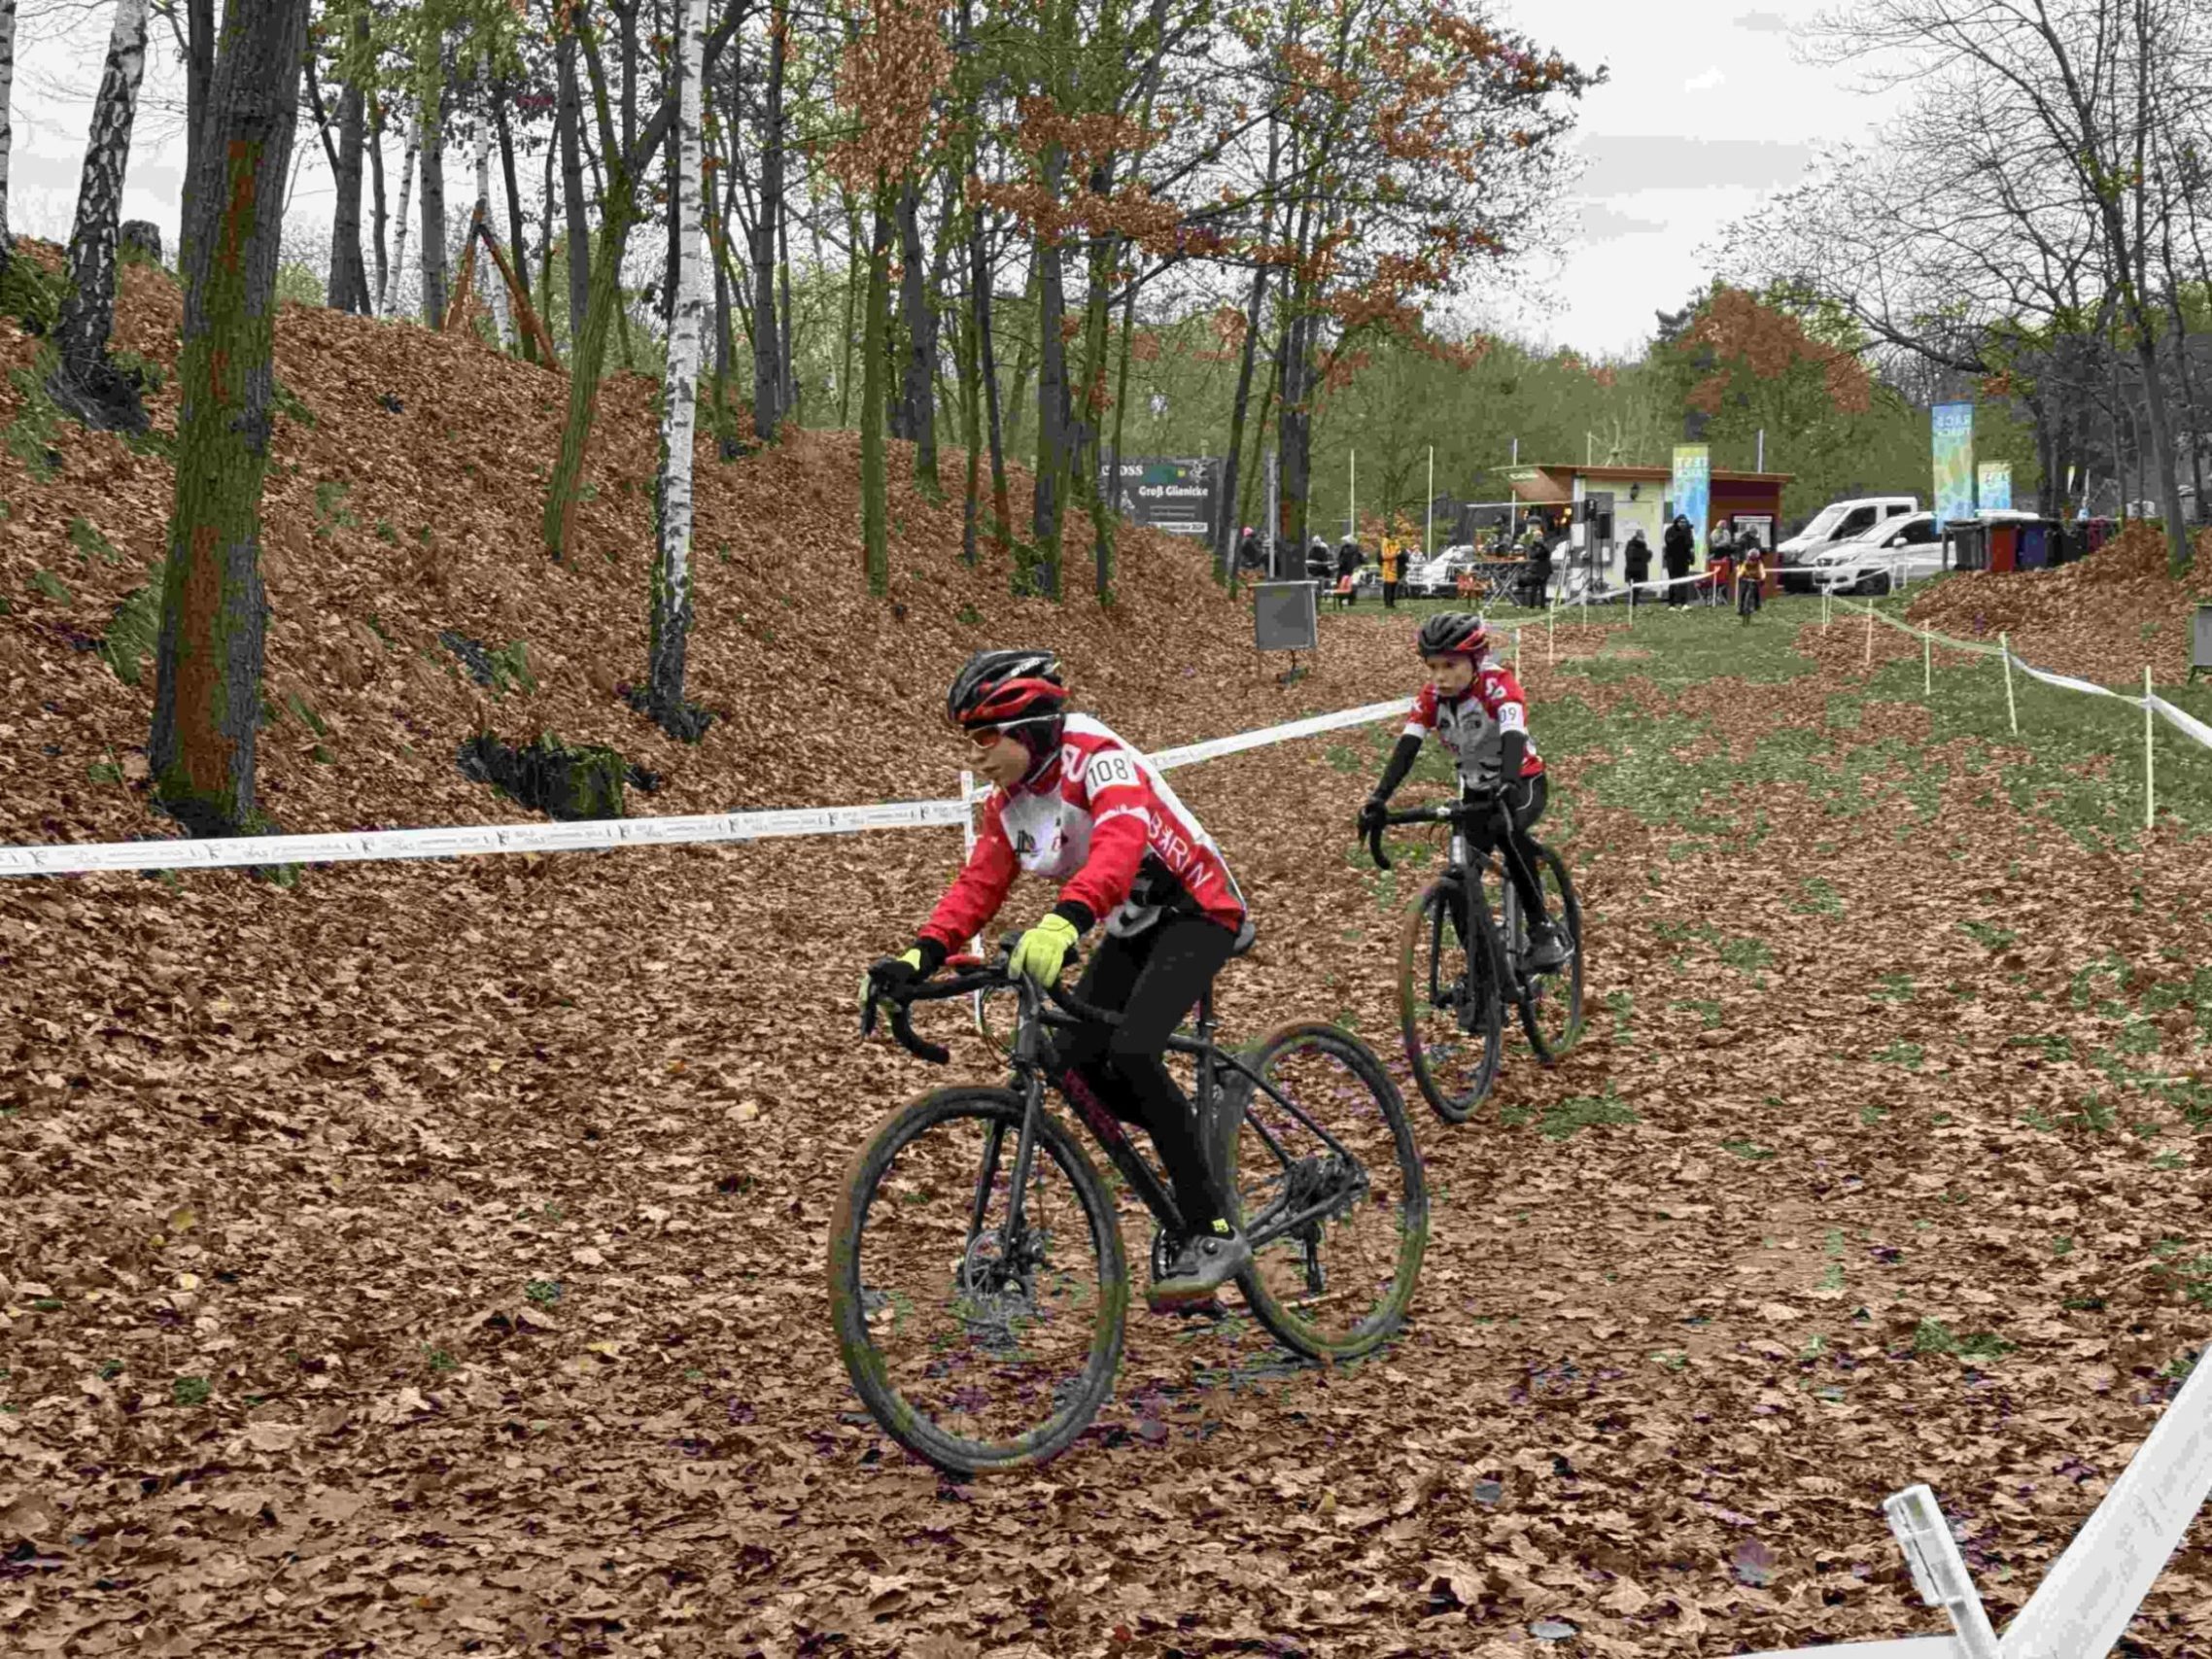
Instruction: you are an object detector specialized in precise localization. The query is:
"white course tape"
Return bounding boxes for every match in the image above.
[2006,655,2126,702]
[2149,694,2212,752]
[4,700,1420,879]
[1849,600,2212,760]
[1149,698,1413,772]
[0,798,976,879]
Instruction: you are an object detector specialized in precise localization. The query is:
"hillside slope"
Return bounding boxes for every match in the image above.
[1904,522,2212,686]
[0,242,1364,850]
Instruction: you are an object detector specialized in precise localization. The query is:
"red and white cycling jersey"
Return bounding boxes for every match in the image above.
[1406,660,1545,791]
[920,713,1247,952]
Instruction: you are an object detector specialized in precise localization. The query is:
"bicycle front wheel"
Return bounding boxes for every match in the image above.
[1511,846,1585,1062]
[1398,878,1505,1123]
[827,1088,1126,1474]
[1227,1022,1428,1362]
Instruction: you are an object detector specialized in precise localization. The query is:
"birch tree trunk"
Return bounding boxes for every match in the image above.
[384,109,418,317]
[52,0,152,429]
[148,0,307,845]
[646,0,709,741]
[0,0,17,272]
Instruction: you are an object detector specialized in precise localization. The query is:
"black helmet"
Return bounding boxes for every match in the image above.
[1415,612,1490,659]
[946,649,1066,729]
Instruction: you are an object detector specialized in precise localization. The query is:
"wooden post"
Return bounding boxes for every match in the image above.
[1863,601,1875,668]
[2000,632,2018,736]
[1923,630,1931,696]
[473,219,560,366]
[441,204,483,332]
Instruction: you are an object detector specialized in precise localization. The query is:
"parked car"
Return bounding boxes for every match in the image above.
[1810,512,1946,595]
[1777,496,1921,592]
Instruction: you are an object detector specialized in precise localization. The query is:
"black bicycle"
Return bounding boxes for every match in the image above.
[1366,794,1585,1123]
[831,932,1428,1474]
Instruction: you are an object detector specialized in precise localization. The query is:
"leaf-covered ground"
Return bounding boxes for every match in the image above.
[6,256,2212,1653]
[7,600,2212,1657]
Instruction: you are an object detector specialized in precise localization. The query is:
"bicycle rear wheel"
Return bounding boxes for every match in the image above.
[1508,846,1585,1062]
[828,1088,1126,1473]
[1398,877,1504,1123]
[1226,1022,1428,1361]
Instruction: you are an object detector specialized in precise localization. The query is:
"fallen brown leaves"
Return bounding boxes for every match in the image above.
[1905,523,2212,687]
[3,263,2211,1654]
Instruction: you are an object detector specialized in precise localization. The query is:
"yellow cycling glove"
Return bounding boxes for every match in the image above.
[860,948,927,1019]
[1007,915,1081,985]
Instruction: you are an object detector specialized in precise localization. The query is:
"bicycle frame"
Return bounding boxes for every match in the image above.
[899,967,1368,1276]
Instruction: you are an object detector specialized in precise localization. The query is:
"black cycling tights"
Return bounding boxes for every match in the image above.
[1050,914,1237,1233]
[1467,773,1551,930]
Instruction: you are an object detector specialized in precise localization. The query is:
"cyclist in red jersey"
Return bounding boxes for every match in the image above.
[862,650,1255,1310]
[1357,613,1571,972]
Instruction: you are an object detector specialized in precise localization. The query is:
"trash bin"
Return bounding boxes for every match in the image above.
[2019,522,2049,569]
[2193,605,2212,684]
[1945,522,1989,570]
[1989,524,2020,572]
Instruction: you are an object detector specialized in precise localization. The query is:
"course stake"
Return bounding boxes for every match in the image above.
[2000,633,2018,736]
[2145,666,2155,830]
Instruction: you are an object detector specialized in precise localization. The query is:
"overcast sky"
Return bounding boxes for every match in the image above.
[7,0,1898,360]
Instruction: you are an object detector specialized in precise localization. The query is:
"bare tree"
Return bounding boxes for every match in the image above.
[1808,0,2212,571]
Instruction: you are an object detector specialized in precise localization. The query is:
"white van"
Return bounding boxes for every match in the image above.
[1777,496,1919,590]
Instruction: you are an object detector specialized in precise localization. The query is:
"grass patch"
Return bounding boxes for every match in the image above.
[1535,1088,1638,1141]
[6,346,65,480]
[1912,1318,2010,1361]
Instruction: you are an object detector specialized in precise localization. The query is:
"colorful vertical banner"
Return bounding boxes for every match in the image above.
[1977,461,2013,512]
[1671,444,1711,558]
[1932,402,1975,529]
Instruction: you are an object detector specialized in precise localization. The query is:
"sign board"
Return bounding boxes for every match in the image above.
[1977,461,2013,512]
[1932,403,1975,528]
[1671,445,1711,558]
[1104,456,1220,540]
[1253,581,1319,653]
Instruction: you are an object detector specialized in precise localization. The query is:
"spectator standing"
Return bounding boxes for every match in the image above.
[1336,537,1364,608]
[1662,515,1695,606]
[1623,528,1652,609]
[1379,538,1402,609]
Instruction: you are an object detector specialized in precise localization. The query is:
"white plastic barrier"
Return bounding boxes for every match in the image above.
[1741,1346,2212,1658]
